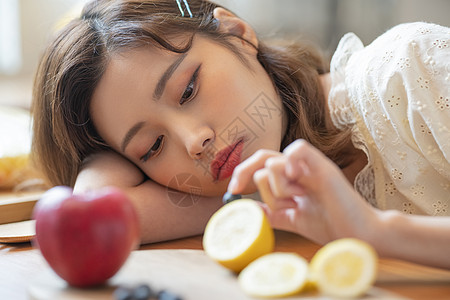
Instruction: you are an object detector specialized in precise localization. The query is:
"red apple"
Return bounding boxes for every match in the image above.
[32,186,140,287]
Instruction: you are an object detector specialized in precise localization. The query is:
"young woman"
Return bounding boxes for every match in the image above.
[32,0,449,267]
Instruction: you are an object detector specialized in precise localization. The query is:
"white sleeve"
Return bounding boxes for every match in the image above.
[339,22,450,214]
[405,23,450,174]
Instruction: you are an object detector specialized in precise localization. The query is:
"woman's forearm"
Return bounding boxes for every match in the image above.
[74,151,222,244]
[375,210,450,269]
[124,180,222,244]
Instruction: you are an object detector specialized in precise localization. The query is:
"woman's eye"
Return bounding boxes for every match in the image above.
[179,65,200,105]
[140,135,164,162]
[180,81,194,104]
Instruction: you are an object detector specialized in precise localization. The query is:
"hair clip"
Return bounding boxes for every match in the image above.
[175,0,193,18]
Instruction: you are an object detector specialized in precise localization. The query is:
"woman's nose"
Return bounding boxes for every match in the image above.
[187,127,214,159]
[169,113,214,159]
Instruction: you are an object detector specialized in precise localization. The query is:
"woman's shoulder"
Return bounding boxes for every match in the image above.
[328,21,449,130]
[335,22,448,58]
[363,22,448,58]
[383,21,448,36]
[339,21,449,80]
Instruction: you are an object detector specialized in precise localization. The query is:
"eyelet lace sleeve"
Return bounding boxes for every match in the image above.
[328,22,450,215]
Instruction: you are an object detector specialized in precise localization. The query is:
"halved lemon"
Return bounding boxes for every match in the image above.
[238,252,309,298]
[310,238,378,298]
[0,105,45,189]
[202,199,274,272]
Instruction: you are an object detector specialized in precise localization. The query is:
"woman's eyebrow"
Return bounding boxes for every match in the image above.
[121,121,145,152]
[153,52,188,100]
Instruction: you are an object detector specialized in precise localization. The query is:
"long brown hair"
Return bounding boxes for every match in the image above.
[32,0,351,187]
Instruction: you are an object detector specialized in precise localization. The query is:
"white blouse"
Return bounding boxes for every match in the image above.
[328,22,450,216]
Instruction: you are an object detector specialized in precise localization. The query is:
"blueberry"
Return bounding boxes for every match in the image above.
[114,286,134,300]
[133,284,156,300]
[222,192,242,205]
[158,290,183,300]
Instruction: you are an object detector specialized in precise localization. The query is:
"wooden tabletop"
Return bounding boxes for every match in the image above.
[1,190,450,299]
[1,230,450,300]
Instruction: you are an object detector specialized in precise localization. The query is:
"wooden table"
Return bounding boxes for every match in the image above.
[1,190,450,299]
[1,230,450,300]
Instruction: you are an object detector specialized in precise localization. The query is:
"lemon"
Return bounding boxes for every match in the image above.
[202,199,274,272]
[310,238,378,298]
[0,105,45,189]
[238,252,309,298]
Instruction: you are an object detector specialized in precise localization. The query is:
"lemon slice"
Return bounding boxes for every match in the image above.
[202,199,274,272]
[0,105,42,189]
[310,238,378,298]
[238,252,309,297]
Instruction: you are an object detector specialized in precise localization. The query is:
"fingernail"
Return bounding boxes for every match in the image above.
[228,177,239,193]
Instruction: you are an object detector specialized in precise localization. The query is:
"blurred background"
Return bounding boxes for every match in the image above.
[0,0,449,109]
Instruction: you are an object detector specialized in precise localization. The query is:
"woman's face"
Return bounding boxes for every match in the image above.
[91,35,285,196]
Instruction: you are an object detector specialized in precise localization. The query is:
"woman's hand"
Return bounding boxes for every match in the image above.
[229,139,380,245]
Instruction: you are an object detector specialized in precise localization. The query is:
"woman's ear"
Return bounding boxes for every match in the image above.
[213,7,258,47]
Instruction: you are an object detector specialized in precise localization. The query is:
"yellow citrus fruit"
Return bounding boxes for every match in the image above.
[238,252,309,298]
[310,238,378,298]
[202,199,274,272]
[0,105,45,189]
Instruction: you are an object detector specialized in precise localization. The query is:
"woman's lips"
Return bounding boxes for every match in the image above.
[210,139,244,181]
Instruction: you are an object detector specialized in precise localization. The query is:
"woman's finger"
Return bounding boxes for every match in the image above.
[228,149,281,194]
[257,198,297,213]
[265,207,300,233]
[265,156,291,199]
[283,139,326,169]
[273,197,298,210]
[284,183,306,197]
[283,139,337,188]
[254,168,300,211]
[253,169,276,210]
